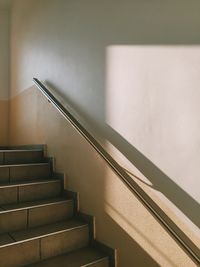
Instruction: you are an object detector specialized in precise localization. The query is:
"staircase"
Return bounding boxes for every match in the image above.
[0,146,114,267]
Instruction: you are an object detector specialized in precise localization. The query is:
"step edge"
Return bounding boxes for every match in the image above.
[0,199,73,213]
[0,224,88,249]
[0,163,49,168]
[0,179,60,188]
[5,144,46,151]
[81,256,109,267]
[0,149,43,152]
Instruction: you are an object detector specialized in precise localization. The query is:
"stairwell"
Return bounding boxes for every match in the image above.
[0,146,115,267]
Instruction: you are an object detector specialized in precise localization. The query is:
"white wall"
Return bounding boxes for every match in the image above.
[10,0,200,251]
[0,6,9,100]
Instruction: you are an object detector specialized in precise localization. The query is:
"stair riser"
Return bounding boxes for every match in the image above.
[0,188,18,205]
[0,182,62,205]
[29,201,74,228]
[0,210,27,233]
[0,153,3,164]
[0,239,39,267]
[0,227,89,267]
[0,151,44,165]
[19,182,62,202]
[0,168,9,183]
[41,226,89,260]
[0,164,51,183]
[0,201,74,234]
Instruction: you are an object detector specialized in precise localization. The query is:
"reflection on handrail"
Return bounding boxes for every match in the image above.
[33,78,200,265]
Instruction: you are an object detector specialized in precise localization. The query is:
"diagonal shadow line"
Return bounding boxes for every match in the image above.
[44,81,200,229]
[105,201,179,267]
[123,168,154,188]
[105,125,200,229]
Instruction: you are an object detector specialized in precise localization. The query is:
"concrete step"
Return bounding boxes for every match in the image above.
[0,145,113,267]
[0,163,51,183]
[0,150,44,165]
[0,220,90,267]
[0,179,62,205]
[0,198,74,233]
[26,247,109,267]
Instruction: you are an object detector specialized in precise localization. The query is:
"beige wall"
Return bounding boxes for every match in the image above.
[0,7,9,145]
[9,0,200,266]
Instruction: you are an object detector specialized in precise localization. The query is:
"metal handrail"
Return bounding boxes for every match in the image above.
[33,78,200,264]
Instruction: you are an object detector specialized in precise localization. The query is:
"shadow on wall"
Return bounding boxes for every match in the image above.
[106,202,179,267]
[44,80,200,230]
[105,125,200,229]
[44,79,200,229]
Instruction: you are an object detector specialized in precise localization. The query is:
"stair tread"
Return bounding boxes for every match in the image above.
[0,178,60,188]
[0,149,43,152]
[0,197,71,212]
[11,219,88,242]
[0,219,87,247]
[26,246,108,267]
[0,163,49,168]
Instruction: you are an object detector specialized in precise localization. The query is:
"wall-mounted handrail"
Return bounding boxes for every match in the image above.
[33,78,200,265]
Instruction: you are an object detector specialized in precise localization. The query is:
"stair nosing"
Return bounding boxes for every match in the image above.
[0,179,60,189]
[11,224,88,244]
[0,149,43,152]
[0,199,72,213]
[0,223,88,248]
[0,163,49,168]
[81,256,109,267]
[24,247,109,267]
